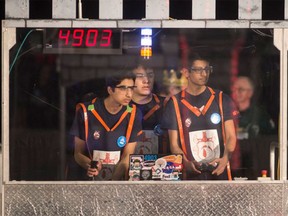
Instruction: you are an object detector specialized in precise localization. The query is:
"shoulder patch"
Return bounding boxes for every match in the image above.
[232,110,239,116]
[126,105,133,113]
[88,104,95,111]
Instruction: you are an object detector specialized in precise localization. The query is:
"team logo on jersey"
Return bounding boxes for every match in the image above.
[93,131,100,140]
[117,136,127,148]
[189,129,220,163]
[210,113,221,124]
[154,124,163,136]
[185,118,192,128]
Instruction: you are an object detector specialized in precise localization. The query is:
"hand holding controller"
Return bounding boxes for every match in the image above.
[199,162,218,172]
[88,160,99,180]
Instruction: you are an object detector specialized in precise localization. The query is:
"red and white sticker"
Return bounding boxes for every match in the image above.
[189,129,220,163]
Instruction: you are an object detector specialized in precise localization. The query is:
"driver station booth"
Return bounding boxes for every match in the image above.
[1,0,288,215]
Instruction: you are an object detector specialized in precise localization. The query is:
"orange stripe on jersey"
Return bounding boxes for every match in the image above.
[90,104,129,132]
[181,99,201,116]
[91,109,110,132]
[126,104,136,143]
[76,102,92,159]
[137,130,143,136]
[172,96,188,156]
[219,91,232,181]
[111,111,128,131]
[180,87,215,116]
[201,87,215,115]
[143,94,161,121]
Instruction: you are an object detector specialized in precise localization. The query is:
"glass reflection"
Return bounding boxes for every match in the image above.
[9,28,279,181]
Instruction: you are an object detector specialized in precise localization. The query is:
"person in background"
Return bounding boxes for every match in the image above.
[231,76,276,179]
[131,64,170,154]
[161,53,239,180]
[70,71,142,180]
[232,76,275,139]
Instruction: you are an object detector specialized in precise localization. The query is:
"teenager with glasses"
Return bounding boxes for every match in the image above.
[130,64,170,155]
[161,53,239,180]
[70,71,143,180]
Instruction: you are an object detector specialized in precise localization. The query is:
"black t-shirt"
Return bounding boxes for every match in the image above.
[131,94,166,130]
[238,104,275,138]
[161,87,238,161]
[131,94,170,154]
[70,98,143,153]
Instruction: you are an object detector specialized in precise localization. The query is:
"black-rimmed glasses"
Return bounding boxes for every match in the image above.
[190,66,213,74]
[115,85,136,93]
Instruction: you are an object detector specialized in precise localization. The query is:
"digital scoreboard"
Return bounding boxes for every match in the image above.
[43,28,122,54]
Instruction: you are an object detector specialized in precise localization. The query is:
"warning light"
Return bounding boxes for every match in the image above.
[140,47,152,58]
[140,28,152,59]
[141,29,152,36]
[141,37,152,46]
[261,170,267,177]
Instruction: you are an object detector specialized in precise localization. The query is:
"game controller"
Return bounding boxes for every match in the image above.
[199,162,218,172]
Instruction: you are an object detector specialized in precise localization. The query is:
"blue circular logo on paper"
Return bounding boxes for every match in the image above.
[210,113,221,124]
[117,136,127,148]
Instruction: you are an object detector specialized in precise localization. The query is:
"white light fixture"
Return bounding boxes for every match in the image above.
[140,28,152,59]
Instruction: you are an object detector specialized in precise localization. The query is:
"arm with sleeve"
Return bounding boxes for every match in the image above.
[212,93,237,175]
[71,107,92,170]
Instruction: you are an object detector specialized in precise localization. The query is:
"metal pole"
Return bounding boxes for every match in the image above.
[270,141,278,180]
[273,29,288,180]
[59,76,66,180]
[1,25,16,184]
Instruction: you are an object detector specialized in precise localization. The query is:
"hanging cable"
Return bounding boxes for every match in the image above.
[9,29,34,73]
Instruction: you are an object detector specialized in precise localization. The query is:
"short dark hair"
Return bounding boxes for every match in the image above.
[105,71,136,88]
[188,52,211,67]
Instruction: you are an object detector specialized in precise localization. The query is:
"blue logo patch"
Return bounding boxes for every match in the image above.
[210,113,221,124]
[117,136,127,148]
[154,124,163,136]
